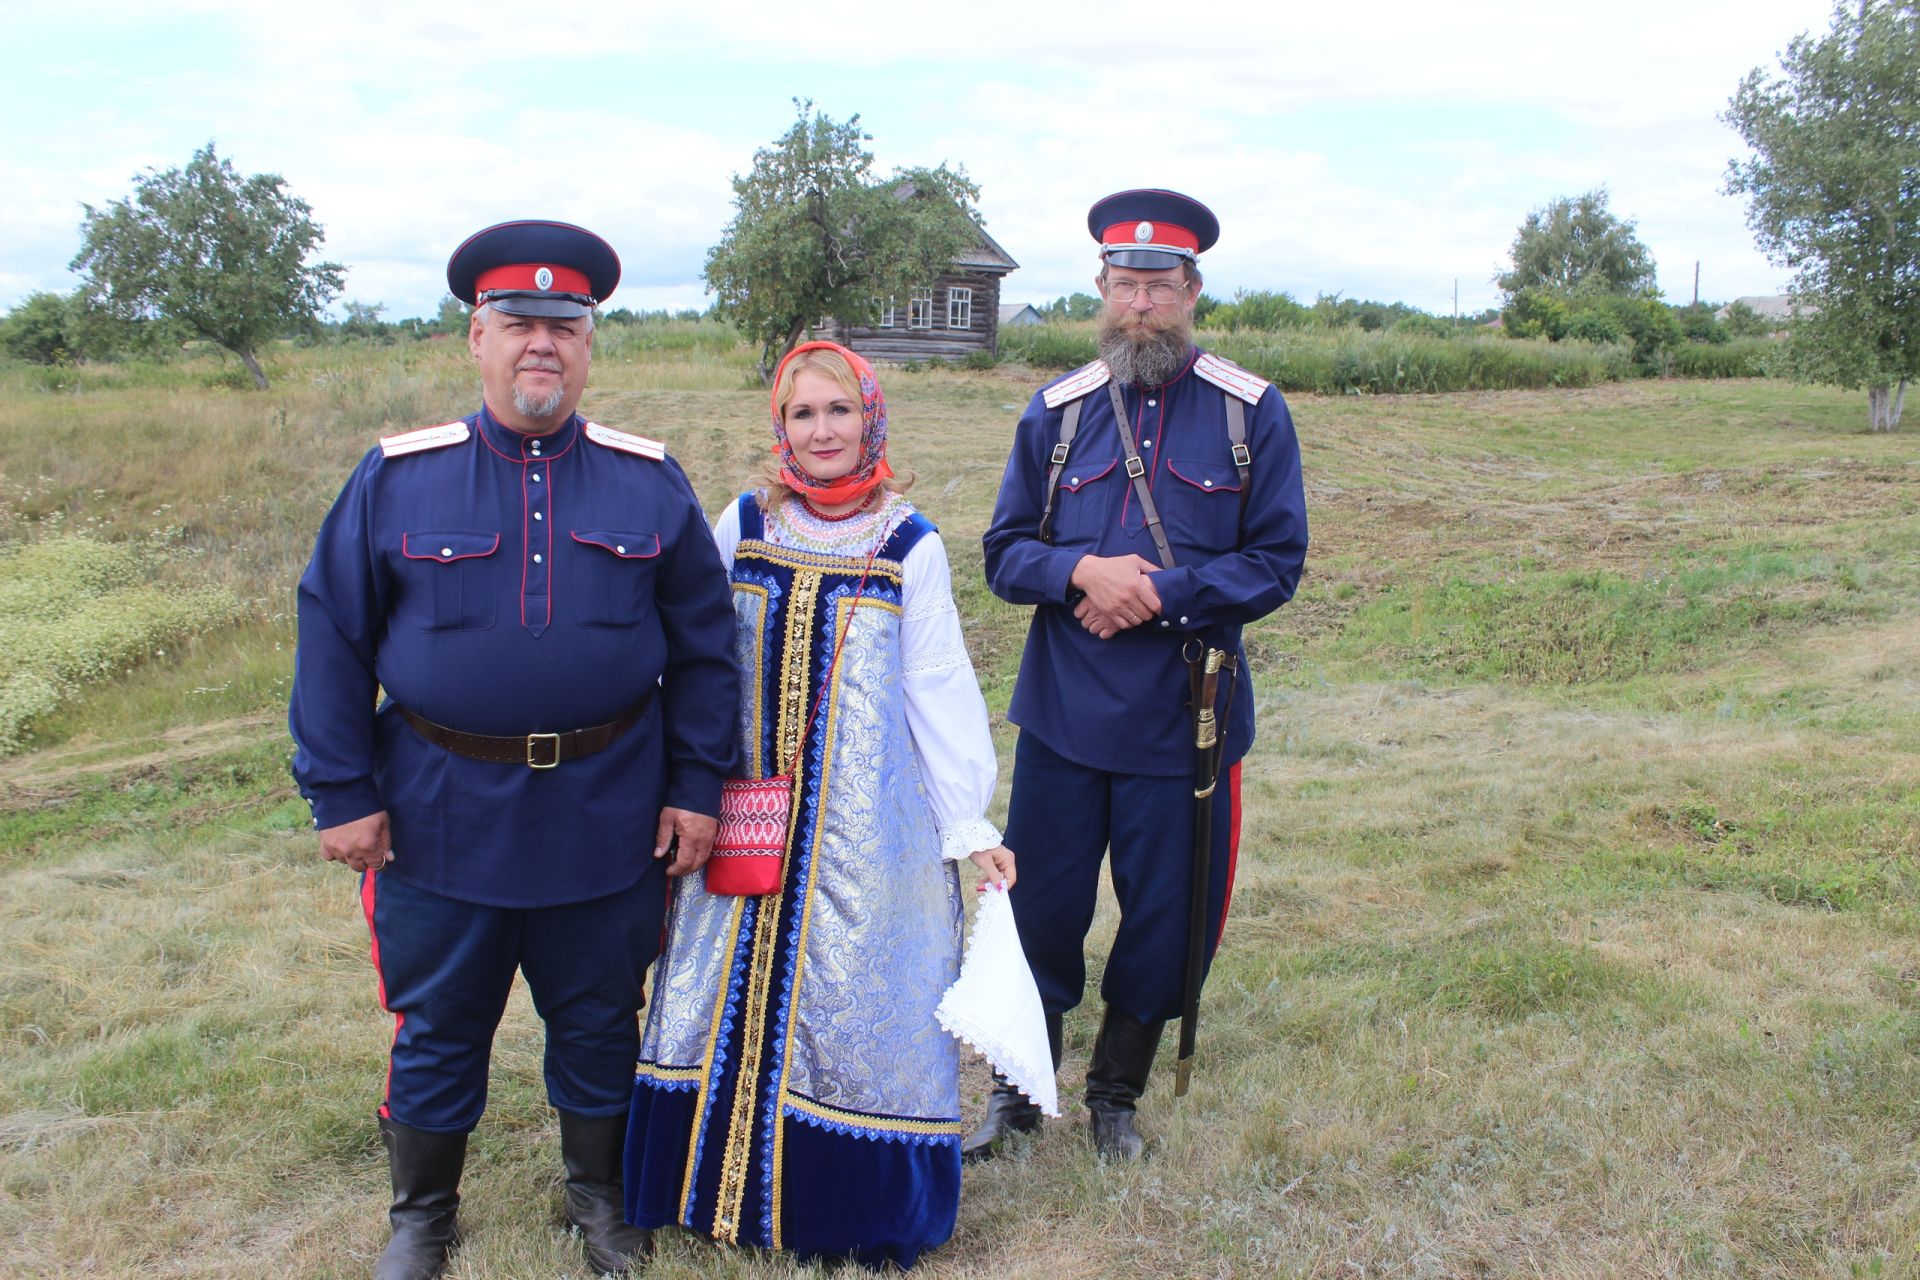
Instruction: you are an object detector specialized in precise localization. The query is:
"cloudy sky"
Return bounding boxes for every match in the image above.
[1,0,1835,321]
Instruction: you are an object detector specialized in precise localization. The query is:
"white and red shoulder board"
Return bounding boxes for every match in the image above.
[379,421,470,458]
[1194,353,1270,406]
[583,422,667,460]
[1041,359,1113,409]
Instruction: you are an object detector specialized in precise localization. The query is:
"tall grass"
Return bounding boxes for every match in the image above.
[0,536,245,752]
[997,321,1773,393]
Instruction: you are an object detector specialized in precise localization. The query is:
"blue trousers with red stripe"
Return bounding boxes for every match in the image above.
[361,869,666,1134]
[1003,730,1241,1026]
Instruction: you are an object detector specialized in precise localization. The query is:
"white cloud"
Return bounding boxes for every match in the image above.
[1,0,1835,317]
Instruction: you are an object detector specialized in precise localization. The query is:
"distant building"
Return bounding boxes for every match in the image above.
[999,303,1043,328]
[808,198,1019,363]
[1714,294,1795,322]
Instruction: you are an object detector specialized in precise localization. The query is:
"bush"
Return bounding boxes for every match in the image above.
[1565,308,1627,344]
[2,292,80,365]
[960,349,997,370]
[1669,339,1773,378]
[1201,290,1312,331]
[1720,301,1777,339]
[997,322,1097,371]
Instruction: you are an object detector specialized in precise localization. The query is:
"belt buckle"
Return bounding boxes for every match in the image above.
[526,733,561,769]
[1125,455,1146,479]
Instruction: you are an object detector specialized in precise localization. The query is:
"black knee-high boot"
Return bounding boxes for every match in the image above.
[960,1009,1063,1163]
[1084,1006,1165,1160]
[558,1110,653,1274]
[374,1117,466,1280]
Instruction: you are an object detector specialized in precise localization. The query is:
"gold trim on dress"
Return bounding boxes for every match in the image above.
[784,1094,966,1138]
[679,896,748,1228]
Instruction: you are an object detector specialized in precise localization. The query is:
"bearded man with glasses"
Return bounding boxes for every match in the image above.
[975,189,1309,1161]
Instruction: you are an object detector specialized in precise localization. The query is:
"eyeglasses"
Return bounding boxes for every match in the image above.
[1105,280,1188,305]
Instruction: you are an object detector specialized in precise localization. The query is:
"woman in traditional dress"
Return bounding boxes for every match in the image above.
[624,340,1016,1270]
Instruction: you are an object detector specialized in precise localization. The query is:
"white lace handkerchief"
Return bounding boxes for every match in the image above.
[936,886,1060,1117]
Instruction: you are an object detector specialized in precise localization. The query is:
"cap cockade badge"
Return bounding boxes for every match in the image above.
[534,267,554,291]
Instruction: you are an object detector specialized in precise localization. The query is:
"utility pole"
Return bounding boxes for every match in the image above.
[1453,278,1459,328]
[1694,261,1700,307]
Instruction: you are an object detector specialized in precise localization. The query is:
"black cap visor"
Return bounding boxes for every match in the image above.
[480,290,595,319]
[1103,247,1196,271]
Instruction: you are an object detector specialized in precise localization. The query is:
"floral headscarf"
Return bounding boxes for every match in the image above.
[770,340,895,507]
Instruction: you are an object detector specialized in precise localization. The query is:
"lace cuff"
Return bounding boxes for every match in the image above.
[939,816,1002,861]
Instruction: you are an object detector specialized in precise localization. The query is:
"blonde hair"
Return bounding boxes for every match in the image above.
[760,348,912,507]
[773,347,862,415]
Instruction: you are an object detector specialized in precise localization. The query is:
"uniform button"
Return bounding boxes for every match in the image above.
[616,545,626,554]
[1203,479,1213,488]
[1179,615,1190,625]
[1159,620,1170,628]
[1069,476,1079,484]
[1147,399,1157,407]
[533,554,543,564]
[1143,439,1152,449]
[533,512,543,521]
[441,547,452,558]
[533,474,542,482]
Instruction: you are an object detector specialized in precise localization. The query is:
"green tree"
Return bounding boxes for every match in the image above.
[1,292,79,365]
[1042,292,1100,320]
[1497,190,1658,301]
[1725,0,1920,430]
[705,102,982,379]
[71,143,344,389]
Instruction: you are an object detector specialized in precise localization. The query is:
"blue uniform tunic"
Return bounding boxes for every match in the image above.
[291,404,739,1131]
[982,349,1308,1022]
[983,349,1308,774]
[290,406,738,908]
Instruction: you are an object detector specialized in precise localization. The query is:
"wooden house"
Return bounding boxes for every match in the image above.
[808,219,1019,364]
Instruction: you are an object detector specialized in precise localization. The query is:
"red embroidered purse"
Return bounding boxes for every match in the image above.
[705,541,879,897]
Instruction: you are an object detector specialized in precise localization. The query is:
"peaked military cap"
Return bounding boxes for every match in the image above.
[446,220,621,318]
[1088,189,1220,270]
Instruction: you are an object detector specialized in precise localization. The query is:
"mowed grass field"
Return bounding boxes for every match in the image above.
[0,338,1917,1279]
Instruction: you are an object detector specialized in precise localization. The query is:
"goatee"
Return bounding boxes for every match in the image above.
[1097,308,1195,388]
[512,381,568,420]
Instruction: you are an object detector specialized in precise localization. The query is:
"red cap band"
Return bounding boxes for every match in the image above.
[474,263,594,298]
[1100,221,1201,254]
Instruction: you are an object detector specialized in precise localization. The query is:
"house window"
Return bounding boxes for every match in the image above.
[947,286,973,330]
[908,288,934,330]
[876,297,896,328]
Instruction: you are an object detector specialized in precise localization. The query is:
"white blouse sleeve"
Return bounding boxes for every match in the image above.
[899,530,1003,860]
[710,495,742,569]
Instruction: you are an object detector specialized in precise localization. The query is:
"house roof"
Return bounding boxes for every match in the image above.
[1715,294,1794,321]
[892,179,1018,274]
[957,224,1019,273]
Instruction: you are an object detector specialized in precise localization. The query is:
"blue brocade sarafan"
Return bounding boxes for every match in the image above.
[626,495,964,1270]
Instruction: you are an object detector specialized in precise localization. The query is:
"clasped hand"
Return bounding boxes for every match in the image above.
[1069,553,1162,640]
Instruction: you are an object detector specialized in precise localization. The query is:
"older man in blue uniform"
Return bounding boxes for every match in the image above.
[291,221,737,1278]
[974,190,1309,1161]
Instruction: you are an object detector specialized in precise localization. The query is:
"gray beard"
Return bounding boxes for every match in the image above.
[1097,316,1193,388]
[512,381,568,420]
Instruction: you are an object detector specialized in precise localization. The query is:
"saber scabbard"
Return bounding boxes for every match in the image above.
[1175,647,1226,1097]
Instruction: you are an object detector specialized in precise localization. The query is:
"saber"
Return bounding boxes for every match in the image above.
[1174,647,1225,1097]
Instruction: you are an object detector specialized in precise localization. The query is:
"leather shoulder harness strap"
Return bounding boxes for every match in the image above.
[1037,373,1253,564]
[1106,381,1177,570]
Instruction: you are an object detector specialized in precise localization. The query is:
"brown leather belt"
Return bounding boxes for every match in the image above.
[395,693,653,768]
